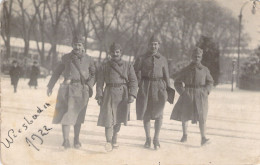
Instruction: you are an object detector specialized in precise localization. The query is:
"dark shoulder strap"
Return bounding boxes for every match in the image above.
[110,63,129,83]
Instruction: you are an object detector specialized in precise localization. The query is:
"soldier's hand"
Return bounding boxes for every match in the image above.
[97,98,103,106]
[128,95,135,103]
[47,88,52,96]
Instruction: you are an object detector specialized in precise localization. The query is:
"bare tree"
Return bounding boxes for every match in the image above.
[32,0,47,67]
[1,0,14,60]
[88,0,125,61]
[16,0,38,66]
[65,0,93,50]
[45,0,67,70]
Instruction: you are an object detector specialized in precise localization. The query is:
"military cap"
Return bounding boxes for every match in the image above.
[109,42,121,53]
[149,34,161,44]
[72,35,84,44]
[193,47,203,55]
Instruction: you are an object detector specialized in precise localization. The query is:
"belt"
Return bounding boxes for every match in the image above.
[185,84,205,88]
[142,76,163,81]
[70,79,88,84]
[106,83,127,87]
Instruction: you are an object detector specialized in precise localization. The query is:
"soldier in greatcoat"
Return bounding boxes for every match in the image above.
[134,35,171,150]
[47,35,95,149]
[9,60,22,93]
[96,43,138,152]
[170,47,214,146]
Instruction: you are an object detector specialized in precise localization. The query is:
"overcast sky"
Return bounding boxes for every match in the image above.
[215,0,260,48]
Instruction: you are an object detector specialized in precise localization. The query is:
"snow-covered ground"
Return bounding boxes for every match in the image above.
[1,77,260,165]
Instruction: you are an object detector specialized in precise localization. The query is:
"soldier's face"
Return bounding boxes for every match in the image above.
[111,49,121,61]
[73,42,84,53]
[192,50,203,64]
[150,42,159,54]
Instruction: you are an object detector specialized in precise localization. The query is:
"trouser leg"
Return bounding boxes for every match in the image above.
[105,127,113,143]
[154,118,162,140]
[104,126,113,151]
[62,125,70,148]
[199,121,206,138]
[182,121,188,136]
[143,119,151,148]
[143,119,151,139]
[199,121,210,146]
[14,83,17,93]
[112,124,121,145]
[74,124,81,140]
[62,125,70,140]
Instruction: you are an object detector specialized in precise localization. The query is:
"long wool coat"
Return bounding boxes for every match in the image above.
[28,65,40,86]
[170,62,214,124]
[47,51,95,125]
[96,59,138,127]
[134,52,170,120]
[10,66,22,86]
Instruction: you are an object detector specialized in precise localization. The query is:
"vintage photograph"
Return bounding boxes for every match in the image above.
[0,0,260,164]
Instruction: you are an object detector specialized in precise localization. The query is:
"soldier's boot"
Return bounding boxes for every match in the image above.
[62,125,70,149]
[201,137,210,146]
[153,139,160,150]
[112,124,121,148]
[181,121,188,142]
[180,134,187,142]
[199,122,210,146]
[153,118,162,150]
[105,127,113,152]
[63,139,71,149]
[74,124,82,149]
[143,120,151,148]
[112,134,119,148]
[74,137,82,149]
[144,137,151,148]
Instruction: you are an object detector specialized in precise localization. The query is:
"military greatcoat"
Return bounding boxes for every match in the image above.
[134,52,170,120]
[96,59,138,127]
[47,51,95,125]
[170,62,214,124]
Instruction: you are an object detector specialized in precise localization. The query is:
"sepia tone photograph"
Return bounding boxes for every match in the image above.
[0,0,260,164]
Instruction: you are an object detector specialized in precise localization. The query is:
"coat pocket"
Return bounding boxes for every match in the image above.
[68,84,87,97]
[57,84,69,100]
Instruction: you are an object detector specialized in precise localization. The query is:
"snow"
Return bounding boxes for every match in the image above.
[1,77,260,165]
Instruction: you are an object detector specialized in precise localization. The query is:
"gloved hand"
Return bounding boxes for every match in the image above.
[97,97,103,106]
[127,95,135,103]
[47,88,52,96]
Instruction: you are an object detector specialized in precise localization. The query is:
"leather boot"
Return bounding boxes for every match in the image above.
[144,137,151,148]
[153,139,160,150]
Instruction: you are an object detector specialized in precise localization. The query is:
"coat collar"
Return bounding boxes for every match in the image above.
[189,62,203,70]
[145,51,161,59]
[110,59,124,66]
[70,50,84,60]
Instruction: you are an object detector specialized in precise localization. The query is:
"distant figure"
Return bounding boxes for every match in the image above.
[9,60,22,93]
[28,61,40,89]
[170,47,214,146]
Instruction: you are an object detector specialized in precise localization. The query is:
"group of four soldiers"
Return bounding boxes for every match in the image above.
[47,34,214,152]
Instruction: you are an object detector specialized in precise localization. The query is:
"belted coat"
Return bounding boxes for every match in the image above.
[47,51,95,125]
[170,62,214,124]
[96,59,138,127]
[134,52,170,120]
